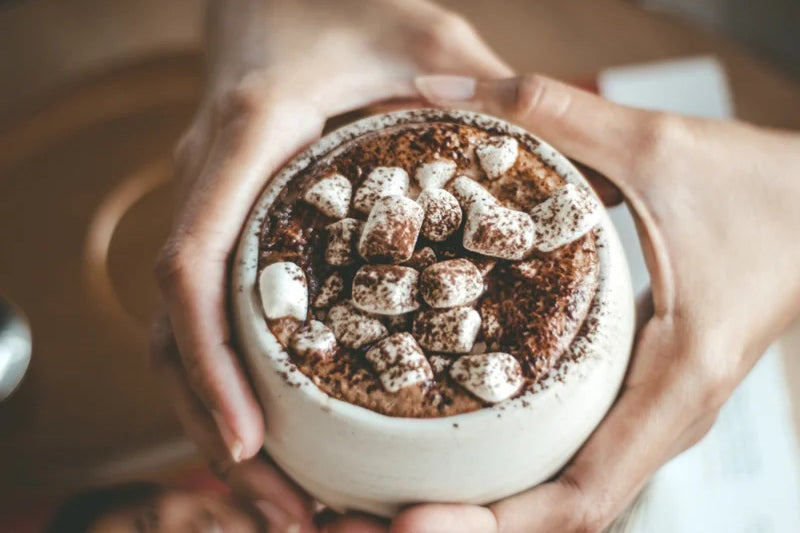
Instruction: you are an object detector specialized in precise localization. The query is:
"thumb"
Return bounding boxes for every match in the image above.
[414,74,648,184]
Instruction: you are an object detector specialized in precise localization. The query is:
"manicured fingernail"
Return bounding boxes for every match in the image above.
[415,75,476,102]
[255,501,301,533]
[211,409,243,462]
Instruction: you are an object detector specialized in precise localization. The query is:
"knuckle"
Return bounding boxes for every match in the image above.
[682,338,736,413]
[561,476,614,533]
[632,113,690,173]
[154,240,193,295]
[576,502,612,533]
[211,85,264,130]
[423,11,475,49]
[515,73,549,116]
[173,131,201,175]
[182,352,220,408]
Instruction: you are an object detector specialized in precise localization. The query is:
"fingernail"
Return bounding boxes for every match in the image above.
[211,409,244,462]
[415,75,476,102]
[255,501,302,533]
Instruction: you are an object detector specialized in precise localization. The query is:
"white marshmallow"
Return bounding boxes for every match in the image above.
[352,265,420,315]
[428,354,453,375]
[290,320,338,361]
[325,218,363,266]
[313,272,345,309]
[419,259,484,308]
[417,189,463,242]
[450,352,523,403]
[448,176,498,212]
[530,183,603,252]
[326,301,389,349]
[413,306,481,354]
[476,136,518,179]
[358,195,424,263]
[463,201,535,260]
[353,167,409,214]
[365,333,433,392]
[303,173,352,219]
[259,262,307,321]
[415,159,457,189]
[269,317,302,348]
[404,247,437,271]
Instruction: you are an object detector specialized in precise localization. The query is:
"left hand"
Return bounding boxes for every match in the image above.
[151,1,512,530]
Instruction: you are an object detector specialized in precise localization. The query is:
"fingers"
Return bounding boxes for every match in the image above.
[414,74,649,183]
[157,98,327,461]
[150,311,315,529]
[323,513,389,533]
[392,504,495,533]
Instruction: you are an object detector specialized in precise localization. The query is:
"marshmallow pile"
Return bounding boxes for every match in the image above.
[259,134,602,404]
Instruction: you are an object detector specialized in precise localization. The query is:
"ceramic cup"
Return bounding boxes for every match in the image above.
[232,109,635,517]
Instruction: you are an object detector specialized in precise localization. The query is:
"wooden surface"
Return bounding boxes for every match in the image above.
[0,0,798,502]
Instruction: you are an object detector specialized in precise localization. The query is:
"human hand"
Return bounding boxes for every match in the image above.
[359,74,800,533]
[151,0,511,529]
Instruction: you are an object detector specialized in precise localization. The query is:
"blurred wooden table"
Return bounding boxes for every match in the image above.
[1,0,798,502]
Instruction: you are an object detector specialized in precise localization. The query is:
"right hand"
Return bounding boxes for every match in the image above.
[150,1,512,531]
[382,73,800,533]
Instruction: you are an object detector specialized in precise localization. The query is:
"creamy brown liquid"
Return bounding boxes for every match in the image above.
[258,119,599,417]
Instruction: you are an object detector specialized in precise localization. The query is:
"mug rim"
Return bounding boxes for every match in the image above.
[232,107,621,429]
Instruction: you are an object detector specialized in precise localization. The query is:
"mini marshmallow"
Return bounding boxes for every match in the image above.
[417,189,463,242]
[353,166,409,214]
[476,136,518,179]
[290,320,338,361]
[404,247,437,271]
[313,272,345,309]
[269,317,302,348]
[325,218,363,266]
[530,183,603,252]
[352,265,420,315]
[428,354,453,375]
[415,159,457,189]
[326,301,389,349]
[303,173,352,219]
[413,306,481,354]
[365,333,433,393]
[447,176,498,212]
[463,202,535,260]
[358,195,424,263]
[259,262,308,321]
[450,352,523,403]
[419,259,484,308]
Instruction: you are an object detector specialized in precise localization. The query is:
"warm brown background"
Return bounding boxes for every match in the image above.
[1,0,798,503]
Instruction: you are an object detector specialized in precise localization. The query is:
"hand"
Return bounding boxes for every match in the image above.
[366,75,800,532]
[150,0,511,529]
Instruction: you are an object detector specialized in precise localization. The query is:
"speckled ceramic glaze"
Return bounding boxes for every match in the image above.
[232,109,634,517]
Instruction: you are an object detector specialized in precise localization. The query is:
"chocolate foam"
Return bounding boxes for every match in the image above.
[257,119,600,417]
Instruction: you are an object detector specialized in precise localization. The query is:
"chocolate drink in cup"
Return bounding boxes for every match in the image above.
[233,109,634,516]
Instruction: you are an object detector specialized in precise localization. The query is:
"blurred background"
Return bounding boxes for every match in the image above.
[0,0,798,529]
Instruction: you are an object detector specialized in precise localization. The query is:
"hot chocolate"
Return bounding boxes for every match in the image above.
[256,117,603,417]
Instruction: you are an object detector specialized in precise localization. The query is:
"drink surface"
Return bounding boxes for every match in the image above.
[257,119,602,417]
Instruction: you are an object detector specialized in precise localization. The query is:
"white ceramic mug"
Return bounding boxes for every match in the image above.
[232,109,634,517]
